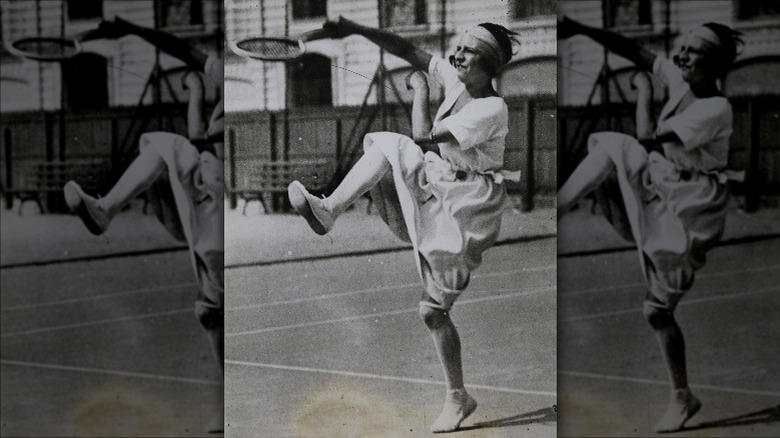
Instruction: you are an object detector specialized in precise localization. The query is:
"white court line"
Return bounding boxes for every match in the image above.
[227,285,555,338]
[1,359,220,386]
[559,370,780,398]
[2,282,198,312]
[227,359,556,397]
[227,264,555,312]
[0,308,192,338]
[560,286,779,323]
[559,264,780,298]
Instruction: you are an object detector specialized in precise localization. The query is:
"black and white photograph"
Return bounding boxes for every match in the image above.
[222,0,556,436]
[556,0,780,436]
[1,1,225,436]
[3,0,779,437]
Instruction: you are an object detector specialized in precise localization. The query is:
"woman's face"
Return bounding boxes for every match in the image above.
[676,31,717,85]
[452,34,492,86]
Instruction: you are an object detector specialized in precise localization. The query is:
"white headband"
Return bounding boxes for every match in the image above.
[462,26,507,73]
[689,26,722,51]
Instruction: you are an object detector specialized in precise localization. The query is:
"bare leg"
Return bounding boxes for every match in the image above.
[288,145,389,234]
[96,147,166,217]
[195,300,224,433]
[419,298,477,432]
[557,146,614,217]
[644,303,701,432]
[326,145,390,216]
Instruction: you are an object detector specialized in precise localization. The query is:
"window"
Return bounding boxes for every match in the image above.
[67,0,102,21]
[736,0,780,19]
[288,54,332,107]
[608,0,651,28]
[513,0,555,20]
[62,54,108,109]
[383,0,427,27]
[292,0,326,20]
[157,0,204,28]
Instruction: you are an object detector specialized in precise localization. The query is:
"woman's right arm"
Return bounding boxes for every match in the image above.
[560,16,656,71]
[331,16,432,71]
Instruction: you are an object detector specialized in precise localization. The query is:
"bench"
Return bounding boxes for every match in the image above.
[17,159,108,214]
[229,158,333,214]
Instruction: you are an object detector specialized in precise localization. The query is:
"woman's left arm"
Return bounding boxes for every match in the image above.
[407,71,455,153]
[638,125,679,155]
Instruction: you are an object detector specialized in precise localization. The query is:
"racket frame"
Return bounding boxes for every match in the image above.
[229,27,337,62]
[229,35,306,62]
[6,36,82,62]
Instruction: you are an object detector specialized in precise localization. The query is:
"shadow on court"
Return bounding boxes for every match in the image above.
[461,404,558,431]
[683,405,780,433]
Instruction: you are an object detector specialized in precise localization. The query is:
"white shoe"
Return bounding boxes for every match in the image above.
[63,180,111,235]
[287,180,334,235]
[430,389,478,433]
[655,388,702,433]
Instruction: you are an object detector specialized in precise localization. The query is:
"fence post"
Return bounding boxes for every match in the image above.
[228,128,237,210]
[745,98,761,212]
[523,99,535,212]
[4,129,12,209]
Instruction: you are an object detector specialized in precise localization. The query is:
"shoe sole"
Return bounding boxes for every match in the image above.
[63,181,105,236]
[287,181,327,235]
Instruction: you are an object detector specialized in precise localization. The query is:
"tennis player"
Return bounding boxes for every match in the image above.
[62,17,224,434]
[557,16,744,432]
[288,17,521,433]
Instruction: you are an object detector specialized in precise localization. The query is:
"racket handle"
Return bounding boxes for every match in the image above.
[299,27,339,42]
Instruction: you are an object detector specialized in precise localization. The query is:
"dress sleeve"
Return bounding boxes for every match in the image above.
[440,98,508,150]
[652,56,682,88]
[664,98,731,151]
[428,56,460,93]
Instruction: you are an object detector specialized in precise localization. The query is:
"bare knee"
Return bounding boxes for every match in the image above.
[643,304,675,330]
[418,301,449,330]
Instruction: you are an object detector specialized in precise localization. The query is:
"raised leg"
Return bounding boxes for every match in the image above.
[97,146,166,217]
[288,145,390,234]
[557,146,614,217]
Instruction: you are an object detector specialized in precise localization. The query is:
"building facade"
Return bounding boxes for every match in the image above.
[0,0,223,113]
[557,0,780,107]
[224,0,557,112]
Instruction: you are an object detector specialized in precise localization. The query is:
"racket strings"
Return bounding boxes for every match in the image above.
[235,38,301,59]
[12,38,79,59]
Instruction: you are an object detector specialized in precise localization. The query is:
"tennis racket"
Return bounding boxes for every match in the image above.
[6,37,82,61]
[5,26,113,62]
[230,27,339,62]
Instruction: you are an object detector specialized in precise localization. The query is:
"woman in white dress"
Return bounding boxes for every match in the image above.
[288,17,521,433]
[62,17,224,433]
[557,16,743,432]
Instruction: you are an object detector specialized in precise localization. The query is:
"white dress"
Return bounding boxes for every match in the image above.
[366,57,519,309]
[587,57,735,310]
[141,54,224,308]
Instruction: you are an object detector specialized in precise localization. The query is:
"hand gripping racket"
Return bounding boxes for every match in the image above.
[230,26,339,62]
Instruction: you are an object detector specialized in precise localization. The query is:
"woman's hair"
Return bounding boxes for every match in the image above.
[477,23,519,75]
[701,22,744,75]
